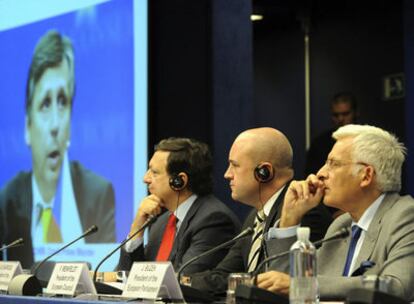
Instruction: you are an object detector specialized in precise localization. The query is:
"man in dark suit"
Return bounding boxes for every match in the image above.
[190,127,332,294]
[0,162,115,268]
[258,124,414,301]
[117,137,241,274]
[0,30,115,268]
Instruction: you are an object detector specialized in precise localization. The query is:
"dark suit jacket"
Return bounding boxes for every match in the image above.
[190,183,333,294]
[117,194,241,275]
[0,161,115,268]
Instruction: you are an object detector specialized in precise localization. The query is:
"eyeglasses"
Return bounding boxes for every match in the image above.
[324,159,368,170]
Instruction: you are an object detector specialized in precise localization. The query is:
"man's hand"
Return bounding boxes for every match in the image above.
[129,195,164,239]
[256,271,290,295]
[280,174,325,227]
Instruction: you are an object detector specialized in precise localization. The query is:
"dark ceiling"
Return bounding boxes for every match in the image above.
[252,0,403,30]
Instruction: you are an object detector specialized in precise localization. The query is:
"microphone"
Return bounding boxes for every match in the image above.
[253,227,350,278]
[0,238,24,252]
[8,225,98,296]
[93,215,157,283]
[235,227,350,304]
[176,227,254,280]
[33,225,98,276]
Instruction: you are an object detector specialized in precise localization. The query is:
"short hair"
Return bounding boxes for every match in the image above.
[155,137,213,196]
[331,92,358,112]
[333,124,406,192]
[25,30,75,117]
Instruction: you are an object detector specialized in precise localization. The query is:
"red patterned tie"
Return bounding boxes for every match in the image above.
[156,213,177,261]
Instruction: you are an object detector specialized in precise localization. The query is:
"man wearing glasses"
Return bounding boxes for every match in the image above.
[257,124,414,301]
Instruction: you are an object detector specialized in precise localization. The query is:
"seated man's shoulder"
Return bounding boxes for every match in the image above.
[0,171,31,199]
[383,193,414,221]
[195,195,240,225]
[324,212,352,234]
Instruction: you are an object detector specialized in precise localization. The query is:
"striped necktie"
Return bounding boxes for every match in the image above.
[247,209,265,272]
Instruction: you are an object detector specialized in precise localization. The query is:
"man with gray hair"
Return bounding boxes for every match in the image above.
[257,124,414,301]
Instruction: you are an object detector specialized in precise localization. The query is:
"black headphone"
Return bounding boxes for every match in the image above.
[254,163,274,183]
[169,174,185,191]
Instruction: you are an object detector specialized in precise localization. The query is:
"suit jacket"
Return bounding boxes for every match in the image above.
[0,161,115,268]
[267,193,414,301]
[190,183,333,294]
[117,194,241,275]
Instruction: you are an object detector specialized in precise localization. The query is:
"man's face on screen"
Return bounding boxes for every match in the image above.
[143,151,176,209]
[25,60,72,198]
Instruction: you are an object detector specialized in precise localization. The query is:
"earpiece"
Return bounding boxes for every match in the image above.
[169,174,185,191]
[254,163,274,183]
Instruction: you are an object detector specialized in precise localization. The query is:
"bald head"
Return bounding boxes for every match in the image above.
[234,127,293,170]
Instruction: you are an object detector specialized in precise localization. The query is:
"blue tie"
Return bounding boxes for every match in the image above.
[342,225,362,276]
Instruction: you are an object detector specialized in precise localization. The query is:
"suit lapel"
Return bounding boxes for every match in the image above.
[148,212,169,259]
[353,193,398,271]
[264,183,289,232]
[169,196,203,263]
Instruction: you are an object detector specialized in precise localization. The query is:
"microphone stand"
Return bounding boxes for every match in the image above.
[34,225,98,277]
[175,227,253,304]
[236,227,350,304]
[0,238,24,252]
[8,225,98,296]
[93,215,156,283]
[176,227,253,281]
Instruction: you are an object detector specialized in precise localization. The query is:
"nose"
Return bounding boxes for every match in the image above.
[49,103,60,138]
[224,166,232,180]
[143,170,151,184]
[316,164,328,180]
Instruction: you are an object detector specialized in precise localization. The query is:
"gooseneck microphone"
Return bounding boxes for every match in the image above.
[0,238,24,252]
[253,227,350,280]
[7,225,98,296]
[93,215,157,282]
[236,227,349,304]
[176,227,254,281]
[33,225,98,277]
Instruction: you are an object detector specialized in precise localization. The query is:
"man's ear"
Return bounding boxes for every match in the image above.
[360,165,375,188]
[179,172,189,189]
[24,116,31,146]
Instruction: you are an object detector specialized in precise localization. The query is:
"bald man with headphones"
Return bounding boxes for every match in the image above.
[117,137,240,274]
[190,127,333,294]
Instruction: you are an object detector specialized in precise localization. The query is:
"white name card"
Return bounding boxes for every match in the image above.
[0,262,22,292]
[122,261,183,301]
[45,262,96,297]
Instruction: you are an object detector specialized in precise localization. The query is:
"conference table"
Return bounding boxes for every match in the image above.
[0,294,347,304]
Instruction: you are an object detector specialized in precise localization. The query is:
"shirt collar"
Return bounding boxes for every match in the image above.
[32,174,55,209]
[261,185,286,216]
[174,194,198,223]
[353,193,386,232]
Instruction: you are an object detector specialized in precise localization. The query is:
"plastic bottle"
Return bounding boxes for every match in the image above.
[289,227,319,304]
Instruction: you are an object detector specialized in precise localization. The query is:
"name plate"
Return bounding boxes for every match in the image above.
[122,261,183,300]
[45,262,96,296]
[0,262,22,292]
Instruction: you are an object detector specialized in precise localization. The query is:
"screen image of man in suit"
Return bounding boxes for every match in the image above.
[0,30,115,268]
[258,124,414,301]
[189,127,333,294]
[117,137,241,274]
